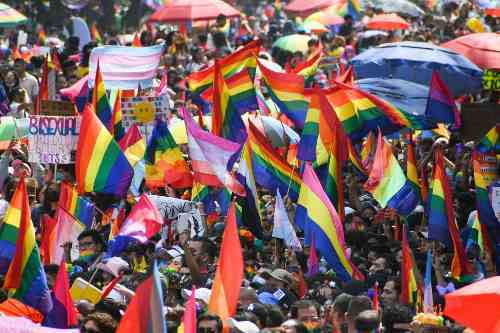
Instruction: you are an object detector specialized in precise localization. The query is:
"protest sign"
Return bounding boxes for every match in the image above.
[40,100,76,116]
[483,69,500,91]
[121,95,170,138]
[28,115,80,164]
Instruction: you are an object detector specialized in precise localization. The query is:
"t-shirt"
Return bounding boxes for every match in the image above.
[19,73,39,102]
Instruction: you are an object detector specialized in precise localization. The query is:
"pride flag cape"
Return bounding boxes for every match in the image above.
[428,148,472,279]
[116,261,167,333]
[295,163,364,282]
[92,61,113,131]
[59,181,95,228]
[400,224,422,309]
[76,105,134,198]
[187,40,261,95]
[425,71,460,128]
[145,118,193,189]
[211,61,248,144]
[364,132,418,215]
[325,82,412,142]
[247,121,302,201]
[0,179,52,314]
[208,203,244,321]
[119,124,146,167]
[258,59,309,129]
[183,108,244,196]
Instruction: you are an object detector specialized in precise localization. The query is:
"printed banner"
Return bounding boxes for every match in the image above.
[483,69,500,91]
[28,115,80,164]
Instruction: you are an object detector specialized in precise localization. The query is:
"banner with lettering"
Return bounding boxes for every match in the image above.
[28,115,80,164]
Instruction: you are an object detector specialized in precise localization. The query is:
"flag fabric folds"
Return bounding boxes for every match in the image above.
[116,261,167,333]
[423,250,434,313]
[295,163,363,282]
[476,125,499,154]
[364,132,418,215]
[297,91,320,161]
[76,105,134,198]
[428,148,472,279]
[112,90,125,141]
[179,287,197,333]
[50,208,85,264]
[406,137,422,202]
[208,202,244,321]
[58,181,95,228]
[425,71,460,128]
[0,179,52,314]
[44,261,78,328]
[400,224,421,308]
[258,59,309,129]
[119,124,146,167]
[145,118,193,189]
[272,189,302,251]
[247,121,302,201]
[183,108,244,196]
[92,61,113,131]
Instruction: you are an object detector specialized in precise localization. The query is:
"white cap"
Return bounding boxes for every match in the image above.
[227,319,260,333]
[97,257,129,277]
[183,287,212,305]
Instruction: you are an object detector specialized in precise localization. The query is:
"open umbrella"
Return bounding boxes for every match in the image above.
[243,114,300,147]
[444,276,500,333]
[441,33,500,70]
[149,0,240,23]
[0,3,27,28]
[305,11,344,26]
[368,0,425,17]
[366,13,409,30]
[352,41,484,96]
[272,34,312,53]
[299,20,329,34]
[284,0,337,17]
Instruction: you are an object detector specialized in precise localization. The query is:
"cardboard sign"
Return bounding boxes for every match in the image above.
[483,69,500,91]
[121,95,170,138]
[40,100,76,116]
[460,103,500,142]
[28,116,80,164]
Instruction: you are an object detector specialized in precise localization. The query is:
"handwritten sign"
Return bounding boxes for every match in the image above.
[121,95,170,138]
[40,100,76,116]
[483,69,500,91]
[28,116,80,164]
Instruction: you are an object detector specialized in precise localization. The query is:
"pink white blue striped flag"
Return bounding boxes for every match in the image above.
[182,108,245,196]
[89,44,164,89]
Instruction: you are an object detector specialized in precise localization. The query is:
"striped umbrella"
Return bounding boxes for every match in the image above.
[272,34,312,53]
[0,3,28,28]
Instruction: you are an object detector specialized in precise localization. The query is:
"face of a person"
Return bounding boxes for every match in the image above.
[188,240,203,259]
[381,281,399,305]
[369,257,386,274]
[298,306,320,329]
[82,320,100,333]
[5,72,16,87]
[78,236,99,255]
[198,319,219,333]
[13,62,24,75]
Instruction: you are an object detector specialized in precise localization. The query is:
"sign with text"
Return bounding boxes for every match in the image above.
[121,95,170,138]
[28,116,80,164]
[483,69,500,91]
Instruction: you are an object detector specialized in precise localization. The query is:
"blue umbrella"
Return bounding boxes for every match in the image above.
[356,78,435,129]
[352,42,483,96]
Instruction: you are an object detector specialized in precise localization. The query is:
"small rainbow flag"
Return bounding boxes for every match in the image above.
[364,131,418,215]
[295,163,364,282]
[76,105,134,198]
[187,40,261,95]
[92,62,113,131]
[58,181,95,229]
[112,90,125,141]
[258,59,309,129]
[406,136,422,202]
[119,124,146,167]
[91,23,102,44]
[400,223,423,309]
[145,118,192,189]
[476,125,499,154]
[248,121,302,201]
[425,71,460,128]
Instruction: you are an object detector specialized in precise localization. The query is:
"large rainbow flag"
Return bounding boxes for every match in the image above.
[145,118,193,189]
[248,121,302,201]
[295,163,364,282]
[476,125,499,154]
[76,105,134,198]
[364,132,418,215]
[0,179,52,314]
[428,148,472,280]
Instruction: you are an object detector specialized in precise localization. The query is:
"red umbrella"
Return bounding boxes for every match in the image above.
[444,276,500,333]
[149,0,240,23]
[441,33,500,70]
[366,13,409,30]
[284,0,338,18]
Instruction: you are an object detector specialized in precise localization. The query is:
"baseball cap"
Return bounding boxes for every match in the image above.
[270,269,293,285]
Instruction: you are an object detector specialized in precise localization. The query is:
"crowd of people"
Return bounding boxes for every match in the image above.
[0,0,498,333]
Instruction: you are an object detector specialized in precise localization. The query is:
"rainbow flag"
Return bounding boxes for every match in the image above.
[37,26,46,45]
[145,118,192,189]
[92,62,113,131]
[476,125,499,154]
[112,90,125,141]
[423,250,434,313]
[425,71,460,128]
[298,90,321,161]
[428,148,472,280]
[292,49,322,83]
[248,121,302,201]
[295,163,364,282]
[58,181,95,228]
[400,224,422,309]
[116,261,167,333]
[119,124,146,167]
[364,132,418,215]
[76,105,134,198]
[325,82,412,142]
[91,23,102,43]
[258,59,309,128]
[360,131,375,169]
[212,62,248,144]
[0,179,52,314]
[348,140,368,175]
[406,137,422,202]
[187,40,261,95]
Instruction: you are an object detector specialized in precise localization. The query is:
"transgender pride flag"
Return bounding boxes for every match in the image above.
[88,44,165,89]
